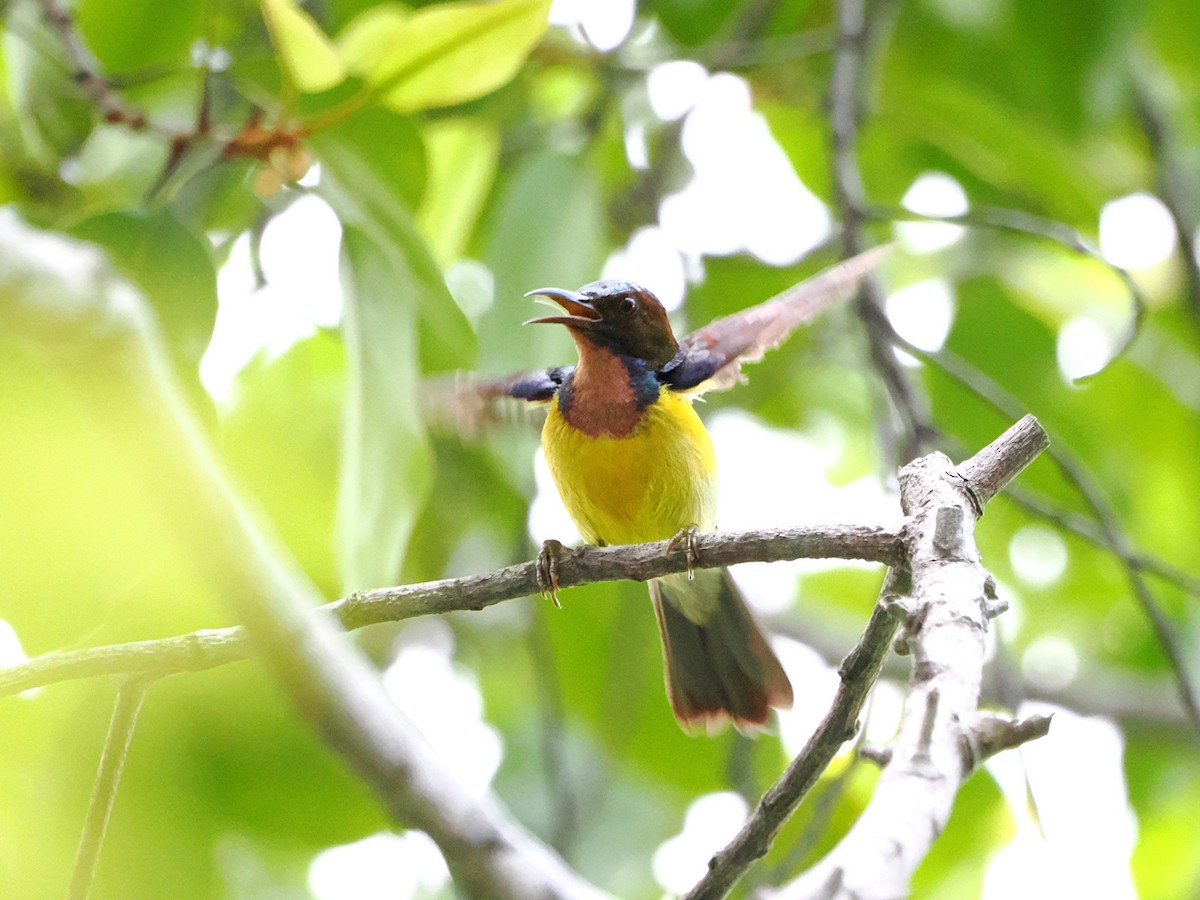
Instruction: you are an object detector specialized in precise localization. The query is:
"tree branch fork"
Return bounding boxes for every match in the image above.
[4,415,1051,900]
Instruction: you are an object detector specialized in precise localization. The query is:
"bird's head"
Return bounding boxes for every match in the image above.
[525,280,679,368]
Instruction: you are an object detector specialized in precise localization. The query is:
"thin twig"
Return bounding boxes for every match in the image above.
[38,0,153,133]
[67,678,151,900]
[1131,60,1200,330]
[1002,484,1200,599]
[869,203,1150,379]
[683,591,906,900]
[0,524,902,699]
[828,0,930,464]
[899,338,1200,734]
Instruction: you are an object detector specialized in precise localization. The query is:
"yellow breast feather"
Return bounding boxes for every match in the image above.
[542,389,717,547]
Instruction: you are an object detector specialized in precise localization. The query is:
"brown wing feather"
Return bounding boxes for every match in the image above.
[662,245,891,393]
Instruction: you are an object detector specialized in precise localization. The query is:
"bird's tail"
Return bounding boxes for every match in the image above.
[650,568,793,735]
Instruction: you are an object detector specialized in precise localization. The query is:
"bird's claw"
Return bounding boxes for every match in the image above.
[667,525,702,581]
[536,539,564,608]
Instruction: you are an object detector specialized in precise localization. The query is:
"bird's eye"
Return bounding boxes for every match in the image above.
[618,296,637,314]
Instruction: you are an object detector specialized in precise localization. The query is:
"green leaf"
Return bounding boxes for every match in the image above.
[476,150,606,374]
[223,334,346,597]
[336,226,434,592]
[338,0,552,113]
[261,0,348,93]
[75,0,203,73]
[645,0,738,46]
[416,117,500,264]
[311,107,475,373]
[312,99,468,591]
[312,106,475,376]
[68,209,217,391]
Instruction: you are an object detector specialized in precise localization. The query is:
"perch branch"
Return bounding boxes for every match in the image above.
[0,525,902,699]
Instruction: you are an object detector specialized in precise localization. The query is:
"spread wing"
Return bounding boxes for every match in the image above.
[421,367,571,437]
[479,366,572,403]
[658,246,890,393]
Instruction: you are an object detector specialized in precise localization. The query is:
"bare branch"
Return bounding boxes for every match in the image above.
[868,203,1150,376]
[771,420,1049,900]
[956,414,1051,507]
[67,678,150,900]
[38,0,153,133]
[771,612,1195,732]
[966,713,1053,766]
[0,525,902,699]
[688,416,1049,900]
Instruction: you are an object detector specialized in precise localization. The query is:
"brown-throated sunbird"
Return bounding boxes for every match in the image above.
[488,248,886,734]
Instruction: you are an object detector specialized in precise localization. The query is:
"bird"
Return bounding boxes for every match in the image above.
[485,248,887,734]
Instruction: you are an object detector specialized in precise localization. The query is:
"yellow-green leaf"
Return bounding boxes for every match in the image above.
[338,0,552,113]
[262,0,347,93]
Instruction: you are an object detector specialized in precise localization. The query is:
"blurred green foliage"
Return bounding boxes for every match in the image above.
[2,0,1199,898]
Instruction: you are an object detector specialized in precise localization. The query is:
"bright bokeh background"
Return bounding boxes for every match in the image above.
[2,0,1200,897]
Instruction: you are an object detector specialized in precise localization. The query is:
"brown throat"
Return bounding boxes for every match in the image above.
[560,339,649,438]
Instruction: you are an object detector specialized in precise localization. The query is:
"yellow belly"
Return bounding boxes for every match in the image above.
[542,391,718,546]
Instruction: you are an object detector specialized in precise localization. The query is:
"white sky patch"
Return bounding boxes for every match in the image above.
[708,410,897,613]
[896,171,968,253]
[884,278,956,351]
[984,704,1137,900]
[623,119,650,170]
[258,193,344,328]
[1008,525,1068,589]
[200,194,344,404]
[444,258,496,323]
[308,830,450,900]
[774,638,841,756]
[926,0,1006,30]
[659,73,831,267]
[601,226,687,310]
[550,0,635,52]
[298,160,322,188]
[652,792,748,895]
[1056,314,1113,382]
[528,447,583,547]
[1098,192,1177,270]
[382,620,503,799]
[1021,635,1080,693]
[0,207,108,294]
[647,60,709,122]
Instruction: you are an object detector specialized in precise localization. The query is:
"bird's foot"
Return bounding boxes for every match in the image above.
[666,525,702,581]
[536,539,565,608]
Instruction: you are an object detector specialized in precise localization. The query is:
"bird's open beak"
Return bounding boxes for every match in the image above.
[523,287,601,328]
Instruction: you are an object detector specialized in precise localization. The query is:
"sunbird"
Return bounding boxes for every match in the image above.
[489,249,886,733]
